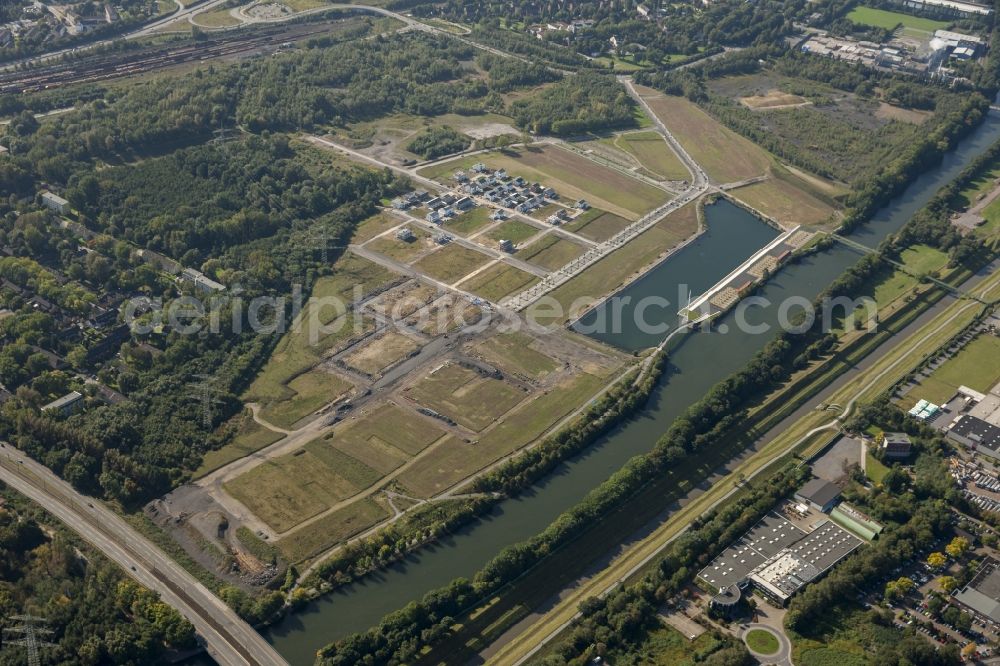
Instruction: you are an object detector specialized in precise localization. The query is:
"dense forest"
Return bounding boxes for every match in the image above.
[510,71,637,135]
[0,485,194,665]
[406,126,472,159]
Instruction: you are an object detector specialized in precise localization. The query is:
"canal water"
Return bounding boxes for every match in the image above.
[264,114,1000,665]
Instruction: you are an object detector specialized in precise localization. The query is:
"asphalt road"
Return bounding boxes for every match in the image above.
[0,444,288,666]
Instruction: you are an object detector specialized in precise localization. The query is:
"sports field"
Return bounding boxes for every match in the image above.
[635,85,773,184]
[419,145,670,219]
[910,333,1000,405]
[543,201,700,321]
[461,263,540,302]
[518,234,587,270]
[414,244,492,284]
[406,362,528,431]
[847,6,949,32]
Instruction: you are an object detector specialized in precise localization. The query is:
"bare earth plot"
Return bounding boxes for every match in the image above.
[461,263,540,302]
[343,331,422,377]
[634,84,772,184]
[739,89,810,110]
[543,200,701,321]
[405,362,528,432]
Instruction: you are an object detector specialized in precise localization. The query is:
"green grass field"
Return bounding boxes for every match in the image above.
[257,369,354,429]
[562,208,632,242]
[977,197,1000,248]
[226,403,448,534]
[243,253,394,406]
[461,263,540,302]
[278,498,389,563]
[399,371,605,496]
[745,629,780,655]
[637,86,772,184]
[847,6,949,32]
[195,413,283,478]
[407,362,527,431]
[225,450,364,533]
[367,227,432,262]
[351,212,401,244]
[485,219,542,245]
[191,7,242,27]
[414,244,492,284]
[729,177,837,229]
[419,145,669,219]
[615,131,689,181]
[518,234,587,270]
[443,207,494,236]
[909,333,1000,404]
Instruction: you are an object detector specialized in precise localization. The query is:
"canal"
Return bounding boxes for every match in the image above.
[264,114,1000,665]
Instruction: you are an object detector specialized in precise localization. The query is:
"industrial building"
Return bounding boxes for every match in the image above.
[698,512,863,607]
[794,478,841,513]
[953,557,1000,623]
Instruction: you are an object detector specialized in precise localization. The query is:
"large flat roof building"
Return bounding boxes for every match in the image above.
[750,520,863,606]
[700,513,863,606]
[954,557,1000,623]
[948,415,1000,459]
[698,513,806,591]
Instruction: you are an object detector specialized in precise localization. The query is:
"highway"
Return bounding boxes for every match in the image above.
[0,445,288,666]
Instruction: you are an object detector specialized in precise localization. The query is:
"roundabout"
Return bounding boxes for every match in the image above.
[741,624,792,665]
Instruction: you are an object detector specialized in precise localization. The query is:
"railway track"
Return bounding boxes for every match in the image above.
[0,21,341,94]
